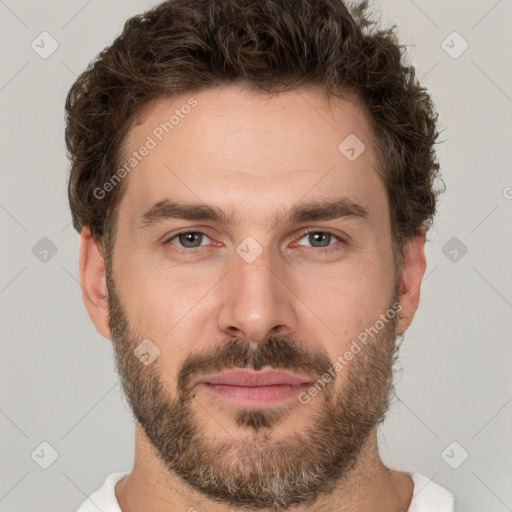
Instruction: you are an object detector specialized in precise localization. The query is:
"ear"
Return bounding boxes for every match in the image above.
[79,227,111,339]
[395,230,427,335]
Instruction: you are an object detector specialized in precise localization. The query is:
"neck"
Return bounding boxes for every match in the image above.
[115,426,414,512]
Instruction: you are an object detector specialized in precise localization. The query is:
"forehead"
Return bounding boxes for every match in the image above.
[117,85,387,227]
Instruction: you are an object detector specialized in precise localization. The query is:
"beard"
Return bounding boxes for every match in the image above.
[107,275,399,511]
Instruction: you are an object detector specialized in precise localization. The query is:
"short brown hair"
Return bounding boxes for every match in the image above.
[65,0,441,264]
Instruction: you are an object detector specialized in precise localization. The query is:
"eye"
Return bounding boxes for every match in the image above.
[166,230,213,249]
[164,229,344,254]
[295,230,343,251]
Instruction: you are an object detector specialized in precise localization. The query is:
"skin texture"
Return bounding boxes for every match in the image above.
[79,85,426,511]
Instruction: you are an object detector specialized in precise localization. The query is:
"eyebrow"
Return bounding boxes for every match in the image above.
[136,197,368,230]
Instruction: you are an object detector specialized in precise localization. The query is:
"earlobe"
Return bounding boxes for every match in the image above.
[395,230,427,336]
[79,227,111,339]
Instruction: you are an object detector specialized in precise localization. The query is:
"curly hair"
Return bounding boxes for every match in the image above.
[65,0,441,265]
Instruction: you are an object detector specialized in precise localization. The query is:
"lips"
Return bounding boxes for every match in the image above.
[197,369,314,406]
[199,368,313,387]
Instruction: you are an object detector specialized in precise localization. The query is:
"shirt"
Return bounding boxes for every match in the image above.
[76,471,454,511]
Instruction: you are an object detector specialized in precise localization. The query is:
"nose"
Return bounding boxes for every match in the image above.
[217,248,298,343]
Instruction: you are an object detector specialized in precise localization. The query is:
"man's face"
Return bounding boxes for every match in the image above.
[107,85,399,508]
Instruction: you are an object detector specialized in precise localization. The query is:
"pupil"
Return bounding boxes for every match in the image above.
[310,232,330,247]
[178,233,331,249]
[180,232,201,247]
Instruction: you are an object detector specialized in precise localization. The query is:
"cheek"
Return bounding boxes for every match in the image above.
[294,255,395,349]
[314,278,391,344]
[116,260,223,353]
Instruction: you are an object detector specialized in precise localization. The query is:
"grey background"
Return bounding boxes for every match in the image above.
[1,0,511,511]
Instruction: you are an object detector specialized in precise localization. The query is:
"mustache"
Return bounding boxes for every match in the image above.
[176,335,333,397]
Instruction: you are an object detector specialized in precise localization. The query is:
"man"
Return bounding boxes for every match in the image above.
[66,0,453,510]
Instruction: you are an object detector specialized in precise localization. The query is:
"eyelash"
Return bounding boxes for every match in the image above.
[163,229,346,254]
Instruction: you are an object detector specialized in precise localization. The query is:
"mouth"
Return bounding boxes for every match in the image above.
[197,368,313,407]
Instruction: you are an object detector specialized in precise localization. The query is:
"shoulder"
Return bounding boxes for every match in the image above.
[75,472,128,512]
[407,472,454,512]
